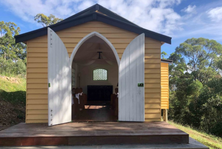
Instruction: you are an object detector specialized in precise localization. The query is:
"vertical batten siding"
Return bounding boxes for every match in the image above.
[26,21,161,123]
[161,63,169,109]
[144,38,161,121]
[118,34,145,121]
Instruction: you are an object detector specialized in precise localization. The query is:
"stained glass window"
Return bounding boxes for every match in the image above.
[93,69,107,80]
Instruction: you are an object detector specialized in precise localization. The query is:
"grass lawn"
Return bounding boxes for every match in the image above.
[169,121,222,149]
[0,76,26,104]
[0,76,26,130]
[0,76,26,91]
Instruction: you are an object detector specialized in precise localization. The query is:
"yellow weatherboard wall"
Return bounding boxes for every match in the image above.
[26,21,162,123]
[144,38,162,121]
[161,62,169,109]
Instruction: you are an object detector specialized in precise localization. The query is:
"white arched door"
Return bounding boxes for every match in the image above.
[119,33,145,122]
[48,27,71,126]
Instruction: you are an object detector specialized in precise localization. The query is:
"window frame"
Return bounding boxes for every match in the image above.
[92,68,108,81]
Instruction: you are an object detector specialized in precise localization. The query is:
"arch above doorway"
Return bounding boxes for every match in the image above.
[69,31,120,67]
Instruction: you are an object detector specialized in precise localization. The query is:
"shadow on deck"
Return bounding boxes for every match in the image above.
[0,121,189,146]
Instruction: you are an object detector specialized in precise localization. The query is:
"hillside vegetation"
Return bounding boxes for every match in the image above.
[168,38,222,137]
[170,121,222,149]
[0,75,26,130]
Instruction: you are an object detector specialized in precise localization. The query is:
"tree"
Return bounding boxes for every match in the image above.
[175,38,222,83]
[216,56,222,70]
[161,51,167,59]
[168,52,187,90]
[34,14,63,27]
[168,38,222,137]
[175,38,222,70]
[0,21,26,60]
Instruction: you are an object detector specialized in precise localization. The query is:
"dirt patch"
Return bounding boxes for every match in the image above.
[0,75,21,84]
[0,99,25,131]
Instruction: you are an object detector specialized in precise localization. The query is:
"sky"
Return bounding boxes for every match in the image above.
[1,0,222,56]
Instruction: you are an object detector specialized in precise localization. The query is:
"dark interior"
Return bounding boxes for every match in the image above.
[87,85,113,102]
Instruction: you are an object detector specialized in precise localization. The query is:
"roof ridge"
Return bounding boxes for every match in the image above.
[97,4,139,27]
[56,4,97,25]
[57,4,138,27]
[15,7,171,44]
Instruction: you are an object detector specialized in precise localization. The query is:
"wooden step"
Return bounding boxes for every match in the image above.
[0,122,189,146]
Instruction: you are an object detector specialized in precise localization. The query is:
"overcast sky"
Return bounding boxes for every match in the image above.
[1,0,222,56]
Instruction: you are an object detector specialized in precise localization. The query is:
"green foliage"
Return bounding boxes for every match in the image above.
[161,51,167,59]
[15,59,26,75]
[168,37,222,137]
[174,38,222,83]
[0,21,26,61]
[34,14,63,27]
[187,80,203,97]
[176,38,222,70]
[216,57,222,70]
[0,56,26,76]
[0,21,26,76]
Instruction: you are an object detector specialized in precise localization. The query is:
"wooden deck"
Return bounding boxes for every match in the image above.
[0,122,189,146]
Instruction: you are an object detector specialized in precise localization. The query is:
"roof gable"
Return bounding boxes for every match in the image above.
[56,4,139,27]
[15,4,171,44]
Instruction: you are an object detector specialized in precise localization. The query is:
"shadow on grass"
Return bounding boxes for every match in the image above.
[0,89,26,106]
[0,89,26,128]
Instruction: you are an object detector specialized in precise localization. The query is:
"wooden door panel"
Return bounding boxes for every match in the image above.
[119,33,145,122]
[48,27,71,126]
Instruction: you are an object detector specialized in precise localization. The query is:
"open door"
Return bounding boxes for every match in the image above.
[119,33,145,122]
[48,27,71,126]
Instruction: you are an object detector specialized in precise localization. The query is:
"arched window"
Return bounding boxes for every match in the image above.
[93,69,107,80]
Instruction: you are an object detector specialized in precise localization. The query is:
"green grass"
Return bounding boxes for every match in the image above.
[0,76,26,105]
[169,121,222,149]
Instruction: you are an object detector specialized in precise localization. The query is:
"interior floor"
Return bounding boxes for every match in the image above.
[72,104,117,122]
[86,101,111,105]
